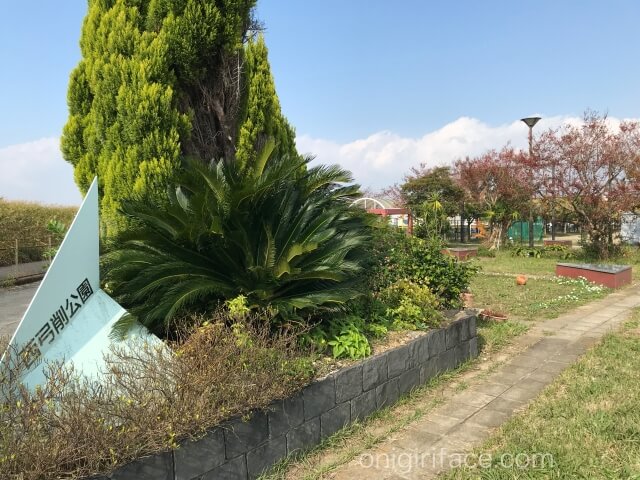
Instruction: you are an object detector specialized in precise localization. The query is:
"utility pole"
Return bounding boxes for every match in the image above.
[521,117,541,248]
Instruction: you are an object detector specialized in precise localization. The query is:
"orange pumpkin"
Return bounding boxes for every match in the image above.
[516,274,527,286]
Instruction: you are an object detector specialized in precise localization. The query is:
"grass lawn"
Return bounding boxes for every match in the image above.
[441,310,640,479]
[463,247,640,321]
[475,318,528,352]
[474,253,558,277]
[472,247,640,280]
[469,274,609,321]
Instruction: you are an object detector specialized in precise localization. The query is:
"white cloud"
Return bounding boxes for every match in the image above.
[296,115,631,189]
[0,137,81,205]
[2,114,636,205]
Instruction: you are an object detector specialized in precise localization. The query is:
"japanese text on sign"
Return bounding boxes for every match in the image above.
[19,278,94,369]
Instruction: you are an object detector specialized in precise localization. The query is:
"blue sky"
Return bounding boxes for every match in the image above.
[258,0,640,141]
[1,0,639,204]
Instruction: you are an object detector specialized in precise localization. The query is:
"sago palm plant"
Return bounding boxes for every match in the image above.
[102,144,373,335]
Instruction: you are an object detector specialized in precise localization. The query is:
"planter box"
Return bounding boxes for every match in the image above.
[543,240,572,247]
[442,247,478,261]
[556,263,632,288]
[97,313,478,480]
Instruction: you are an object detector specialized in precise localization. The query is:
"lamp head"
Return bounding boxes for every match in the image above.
[521,117,542,128]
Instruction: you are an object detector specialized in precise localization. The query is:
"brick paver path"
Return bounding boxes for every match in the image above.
[330,286,640,479]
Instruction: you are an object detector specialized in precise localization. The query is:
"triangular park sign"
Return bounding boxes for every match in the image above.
[3,178,161,390]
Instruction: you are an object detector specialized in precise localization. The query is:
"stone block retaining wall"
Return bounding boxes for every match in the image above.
[94,312,478,480]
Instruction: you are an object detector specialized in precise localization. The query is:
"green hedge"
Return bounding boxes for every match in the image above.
[0,200,77,266]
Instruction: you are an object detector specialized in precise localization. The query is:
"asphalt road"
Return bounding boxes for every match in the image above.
[0,282,39,338]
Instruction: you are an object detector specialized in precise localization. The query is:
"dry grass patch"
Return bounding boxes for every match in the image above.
[0,313,314,480]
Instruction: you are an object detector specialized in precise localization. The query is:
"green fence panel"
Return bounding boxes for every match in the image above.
[507,220,544,242]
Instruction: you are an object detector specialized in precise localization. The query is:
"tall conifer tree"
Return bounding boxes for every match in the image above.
[62,0,298,234]
[236,34,297,172]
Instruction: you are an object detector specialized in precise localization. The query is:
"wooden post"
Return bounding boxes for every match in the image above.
[15,239,18,266]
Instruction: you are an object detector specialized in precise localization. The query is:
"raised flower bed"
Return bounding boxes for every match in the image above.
[441,247,478,261]
[93,312,478,480]
[556,263,632,289]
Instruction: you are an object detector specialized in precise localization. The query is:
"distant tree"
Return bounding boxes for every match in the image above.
[376,185,405,208]
[401,166,464,216]
[401,166,465,240]
[62,1,297,235]
[530,111,640,258]
[455,148,532,249]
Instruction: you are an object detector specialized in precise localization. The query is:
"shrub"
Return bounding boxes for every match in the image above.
[579,241,624,261]
[477,245,496,257]
[511,246,543,258]
[543,244,567,252]
[305,279,443,360]
[511,245,575,260]
[0,312,314,480]
[103,148,373,335]
[378,279,442,330]
[367,226,477,308]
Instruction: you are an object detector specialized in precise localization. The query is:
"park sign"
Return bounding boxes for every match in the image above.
[2,178,161,390]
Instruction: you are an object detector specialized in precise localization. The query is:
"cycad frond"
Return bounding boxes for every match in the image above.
[104,150,372,334]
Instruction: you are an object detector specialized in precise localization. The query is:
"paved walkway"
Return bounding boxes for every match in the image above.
[330,285,640,479]
[0,282,39,337]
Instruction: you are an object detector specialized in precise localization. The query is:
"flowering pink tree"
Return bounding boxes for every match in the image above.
[455,147,533,249]
[532,111,640,257]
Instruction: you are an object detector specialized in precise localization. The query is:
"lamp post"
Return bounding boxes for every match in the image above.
[551,157,556,241]
[521,116,541,248]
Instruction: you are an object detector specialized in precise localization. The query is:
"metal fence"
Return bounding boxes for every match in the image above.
[0,238,60,267]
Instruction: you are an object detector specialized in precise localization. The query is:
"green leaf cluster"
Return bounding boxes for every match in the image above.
[511,245,575,260]
[326,318,372,360]
[401,167,464,217]
[302,315,373,360]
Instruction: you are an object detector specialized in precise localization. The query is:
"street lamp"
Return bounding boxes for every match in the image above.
[521,117,541,247]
